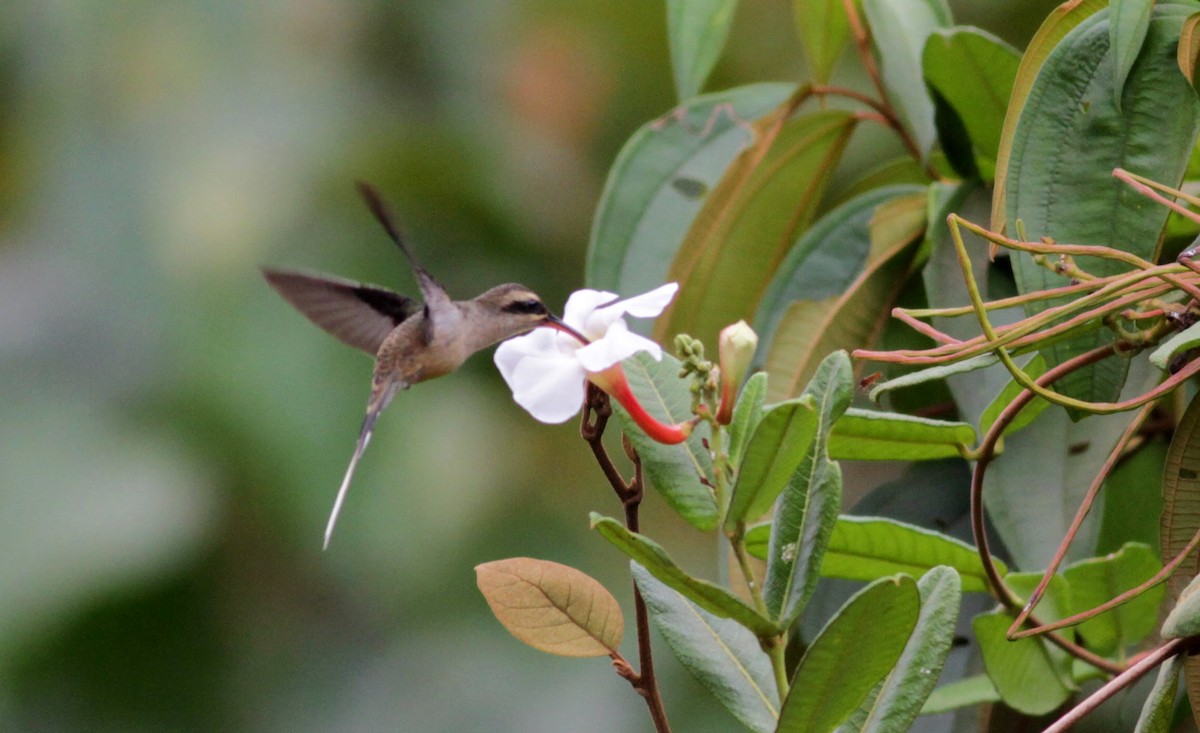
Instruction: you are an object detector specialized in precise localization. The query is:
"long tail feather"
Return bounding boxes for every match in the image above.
[323,375,403,549]
[323,410,378,550]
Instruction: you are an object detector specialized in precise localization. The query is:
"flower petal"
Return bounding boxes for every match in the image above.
[494,329,559,382]
[598,282,678,319]
[562,289,619,334]
[575,319,663,372]
[509,355,588,424]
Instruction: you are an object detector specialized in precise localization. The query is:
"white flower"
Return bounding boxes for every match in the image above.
[495,283,688,441]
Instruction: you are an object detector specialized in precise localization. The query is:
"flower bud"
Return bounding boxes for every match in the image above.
[715,320,758,424]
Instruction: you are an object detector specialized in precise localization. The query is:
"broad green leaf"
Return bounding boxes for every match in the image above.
[728,371,767,469]
[1097,440,1166,555]
[835,158,930,204]
[816,516,1004,593]
[795,0,853,84]
[1164,572,1200,637]
[920,674,1000,715]
[1149,320,1200,371]
[763,352,852,624]
[755,184,927,389]
[978,353,1049,438]
[590,514,776,636]
[1134,653,1184,733]
[776,575,920,733]
[1062,542,1164,655]
[991,0,1108,231]
[475,558,623,657]
[867,353,999,403]
[632,563,779,733]
[922,27,1019,169]
[666,0,738,101]
[860,0,951,157]
[1110,0,1155,111]
[1179,12,1200,95]
[588,83,792,295]
[725,398,818,529]
[983,358,1161,571]
[848,567,962,732]
[1161,392,1200,600]
[654,106,858,350]
[973,608,1073,715]
[763,191,927,401]
[828,409,975,461]
[1004,6,1200,405]
[617,352,718,530]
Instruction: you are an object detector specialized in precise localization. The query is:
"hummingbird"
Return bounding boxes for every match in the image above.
[263,182,583,548]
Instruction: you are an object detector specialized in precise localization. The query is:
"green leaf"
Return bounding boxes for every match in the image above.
[725,399,818,529]
[1134,652,1184,733]
[590,514,776,636]
[617,352,718,530]
[762,191,928,401]
[776,575,920,733]
[755,184,926,393]
[1003,6,1200,405]
[849,567,962,732]
[1179,12,1200,95]
[835,158,930,204]
[920,674,1000,715]
[728,371,767,470]
[632,563,779,733]
[666,0,738,102]
[1164,572,1200,637]
[973,608,1073,715]
[860,0,951,157]
[922,27,1020,169]
[1149,320,1200,371]
[982,360,1161,571]
[795,0,853,84]
[587,83,793,295]
[978,354,1050,438]
[828,409,975,461]
[1062,542,1165,655]
[1110,0,1155,111]
[762,353,852,624]
[867,353,999,402]
[1097,440,1165,555]
[991,0,1107,231]
[475,558,623,657]
[1161,392,1200,600]
[818,516,1004,593]
[654,106,858,350]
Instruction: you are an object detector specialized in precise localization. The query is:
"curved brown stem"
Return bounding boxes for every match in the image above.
[970,344,1126,675]
[1007,402,1156,637]
[581,384,671,733]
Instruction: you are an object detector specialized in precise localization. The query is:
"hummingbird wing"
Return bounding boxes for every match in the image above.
[324,371,405,549]
[262,269,419,355]
[355,182,453,344]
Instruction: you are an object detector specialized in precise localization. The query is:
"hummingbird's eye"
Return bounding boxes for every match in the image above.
[505,299,548,316]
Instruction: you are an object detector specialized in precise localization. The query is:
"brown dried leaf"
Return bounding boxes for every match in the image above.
[476,557,624,658]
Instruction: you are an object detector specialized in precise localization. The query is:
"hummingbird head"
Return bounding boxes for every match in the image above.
[473,284,587,346]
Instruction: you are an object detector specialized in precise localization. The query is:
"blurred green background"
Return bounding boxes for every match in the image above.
[0,2,1056,731]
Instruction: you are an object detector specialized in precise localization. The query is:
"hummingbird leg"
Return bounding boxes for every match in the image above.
[323,374,405,549]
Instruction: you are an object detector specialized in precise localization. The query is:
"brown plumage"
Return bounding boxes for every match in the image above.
[263,183,581,548]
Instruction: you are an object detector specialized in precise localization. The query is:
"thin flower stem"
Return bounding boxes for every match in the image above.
[1040,639,1189,733]
[1114,167,1200,217]
[580,385,671,733]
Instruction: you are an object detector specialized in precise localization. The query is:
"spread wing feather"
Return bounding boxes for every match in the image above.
[262,269,418,354]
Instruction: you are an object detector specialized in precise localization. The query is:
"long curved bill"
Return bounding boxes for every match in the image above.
[544,314,589,345]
